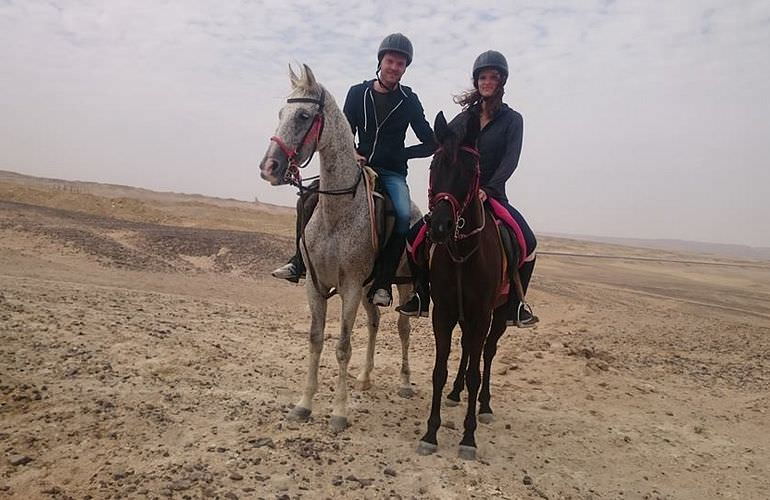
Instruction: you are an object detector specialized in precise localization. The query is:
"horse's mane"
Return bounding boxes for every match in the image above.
[440,109,480,165]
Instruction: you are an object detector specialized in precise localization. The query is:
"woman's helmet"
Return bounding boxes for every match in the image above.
[472,50,508,84]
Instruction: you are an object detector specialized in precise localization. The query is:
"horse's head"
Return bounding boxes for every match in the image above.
[259,64,326,186]
[427,110,481,245]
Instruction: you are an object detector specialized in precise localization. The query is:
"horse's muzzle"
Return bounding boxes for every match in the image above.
[259,156,286,186]
[428,219,453,245]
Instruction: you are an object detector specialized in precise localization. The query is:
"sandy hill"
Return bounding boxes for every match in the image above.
[1,170,768,499]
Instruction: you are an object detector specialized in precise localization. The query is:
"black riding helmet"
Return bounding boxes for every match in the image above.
[378,33,414,66]
[472,50,508,87]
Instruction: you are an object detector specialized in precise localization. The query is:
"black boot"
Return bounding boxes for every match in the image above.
[271,253,306,283]
[396,266,429,317]
[370,234,406,307]
[506,258,538,327]
[507,301,539,327]
[273,182,317,283]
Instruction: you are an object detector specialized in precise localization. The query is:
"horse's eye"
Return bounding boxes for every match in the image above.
[298,111,311,120]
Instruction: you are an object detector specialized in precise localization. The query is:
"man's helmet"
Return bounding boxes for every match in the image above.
[378,33,414,66]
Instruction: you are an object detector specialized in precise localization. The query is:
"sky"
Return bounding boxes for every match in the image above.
[1,1,769,246]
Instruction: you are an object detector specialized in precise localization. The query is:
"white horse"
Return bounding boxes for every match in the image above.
[258,64,418,432]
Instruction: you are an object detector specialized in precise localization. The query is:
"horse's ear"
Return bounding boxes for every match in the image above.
[289,64,300,88]
[463,110,480,146]
[434,111,450,143]
[303,64,317,88]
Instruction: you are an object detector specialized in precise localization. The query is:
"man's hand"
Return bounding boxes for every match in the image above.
[354,152,367,167]
[478,188,488,202]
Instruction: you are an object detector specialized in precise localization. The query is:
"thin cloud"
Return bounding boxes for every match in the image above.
[1,0,768,246]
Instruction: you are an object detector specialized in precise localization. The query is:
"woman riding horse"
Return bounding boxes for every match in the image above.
[399,50,538,327]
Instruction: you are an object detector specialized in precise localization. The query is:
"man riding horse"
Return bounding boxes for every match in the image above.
[272,33,436,308]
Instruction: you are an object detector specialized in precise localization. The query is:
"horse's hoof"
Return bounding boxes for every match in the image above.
[478,413,494,424]
[329,415,348,433]
[397,386,415,399]
[445,397,460,407]
[458,445,477,461]
[356,379,372,391]
[287,406,311,422]
[416,441,438,456]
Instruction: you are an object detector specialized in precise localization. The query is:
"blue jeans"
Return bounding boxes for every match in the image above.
[376,168,411,235]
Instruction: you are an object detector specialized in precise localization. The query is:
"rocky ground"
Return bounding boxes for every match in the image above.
[1,191,769,499]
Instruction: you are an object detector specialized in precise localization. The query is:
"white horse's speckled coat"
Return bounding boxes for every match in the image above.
[259,65,420,431]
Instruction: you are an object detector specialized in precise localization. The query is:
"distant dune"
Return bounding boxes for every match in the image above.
[545,232,770,262]
[2,169,767,264]
[0,169,295,237]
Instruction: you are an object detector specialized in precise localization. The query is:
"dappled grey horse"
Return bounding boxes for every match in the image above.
[258,64,419,432]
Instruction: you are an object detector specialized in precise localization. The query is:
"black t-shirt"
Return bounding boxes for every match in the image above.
[372,89,397,126]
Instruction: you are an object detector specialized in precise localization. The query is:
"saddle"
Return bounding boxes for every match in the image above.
[362,167,410,288]
[363,166,396,255]
[406,203,527,307]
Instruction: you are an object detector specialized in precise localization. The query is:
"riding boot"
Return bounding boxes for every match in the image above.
[519,257,535,294]
[370,233,406,306]
[396,257,430,317]
[507,257,538,327]
[271,181,318,283]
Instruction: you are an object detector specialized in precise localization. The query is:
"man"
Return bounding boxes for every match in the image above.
[272,33,436,307]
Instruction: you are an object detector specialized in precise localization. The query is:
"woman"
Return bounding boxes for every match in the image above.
[397,50,538,327]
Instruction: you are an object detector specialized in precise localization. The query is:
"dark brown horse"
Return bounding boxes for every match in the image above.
[416,110,516,460]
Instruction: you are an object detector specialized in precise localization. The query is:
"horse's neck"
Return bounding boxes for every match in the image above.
[466,197,486,228]
[316,106,366,222]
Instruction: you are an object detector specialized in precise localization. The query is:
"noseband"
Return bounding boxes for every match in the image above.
[270,92,326,185]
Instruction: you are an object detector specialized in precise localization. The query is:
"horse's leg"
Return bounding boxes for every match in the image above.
[417,311,456,455]
[395,282,414,398]
[458,315,491,461]
[356,297,380,391]
[330,287,361,433]
[446,347,469,406]
[288,286,328,422]
[479,307,507,424]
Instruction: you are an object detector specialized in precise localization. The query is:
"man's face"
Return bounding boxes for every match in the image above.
[380,52,408,87]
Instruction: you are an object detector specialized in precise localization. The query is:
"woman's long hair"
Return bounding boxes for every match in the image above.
[454,81,505,116]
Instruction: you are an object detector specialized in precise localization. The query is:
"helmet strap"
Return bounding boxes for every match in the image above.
[375,67,398,92]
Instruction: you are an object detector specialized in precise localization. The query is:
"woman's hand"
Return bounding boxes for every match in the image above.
[354,152,368,167]
[478,188,488,202]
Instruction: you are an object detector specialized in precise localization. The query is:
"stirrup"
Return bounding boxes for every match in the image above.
[506,302,539,328]
[396,294,428,318]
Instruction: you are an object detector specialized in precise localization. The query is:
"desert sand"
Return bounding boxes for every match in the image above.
[1,173,768,499]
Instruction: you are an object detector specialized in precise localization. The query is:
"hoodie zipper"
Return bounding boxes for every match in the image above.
[367,87,404,164]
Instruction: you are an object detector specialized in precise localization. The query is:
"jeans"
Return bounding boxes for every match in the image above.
[376,168,411,235]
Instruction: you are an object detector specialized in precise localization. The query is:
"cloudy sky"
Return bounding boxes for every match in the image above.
[2,1,769,246]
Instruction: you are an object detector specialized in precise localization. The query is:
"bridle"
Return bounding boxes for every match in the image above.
[268,91,364,198]
[428,145,485,244]
[269,92,326,187]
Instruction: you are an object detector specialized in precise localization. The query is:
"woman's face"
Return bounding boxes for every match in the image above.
[477,68,502,98]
